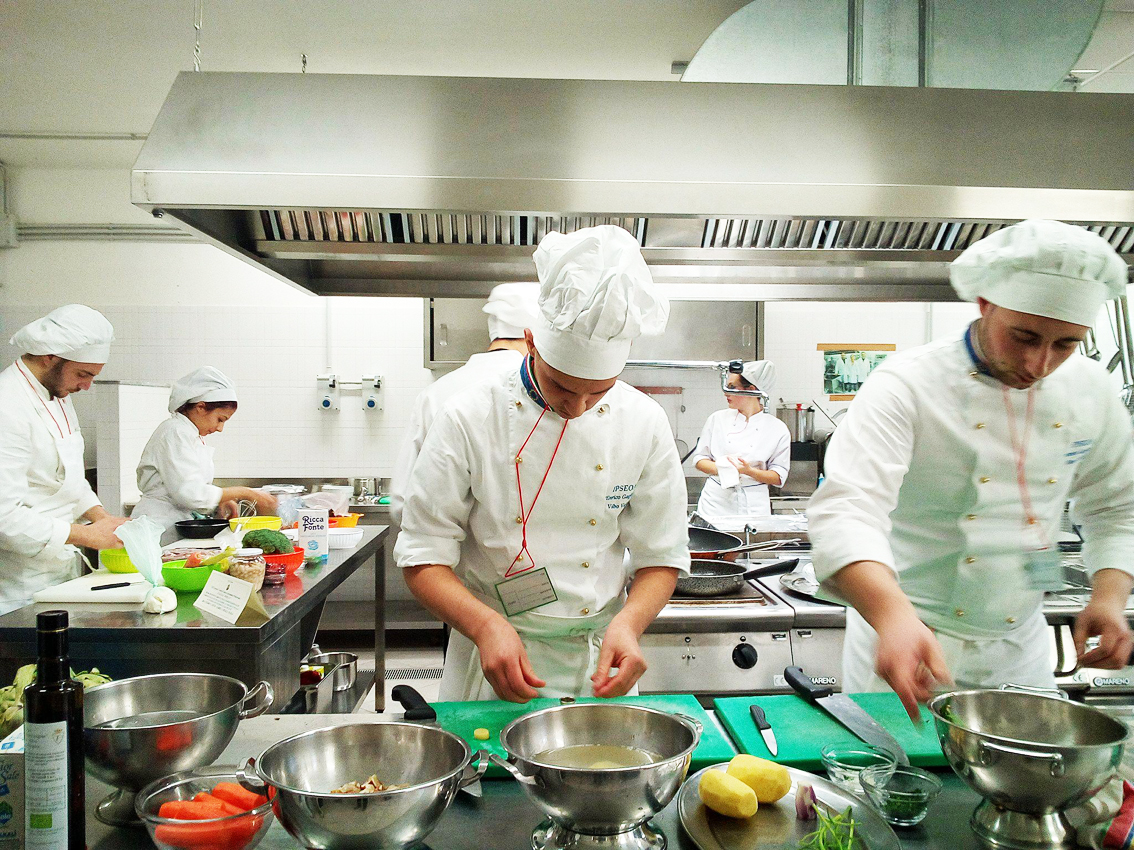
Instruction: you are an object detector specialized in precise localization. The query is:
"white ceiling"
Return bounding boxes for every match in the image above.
[1,0,1131,168]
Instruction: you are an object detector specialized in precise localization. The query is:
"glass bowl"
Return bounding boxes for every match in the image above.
[858,763,942,826]
[819,743,898,794]
[135,765,274,850]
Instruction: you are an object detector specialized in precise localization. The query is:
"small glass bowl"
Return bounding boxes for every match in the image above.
[858,763,942,827]
[819,744,898,794]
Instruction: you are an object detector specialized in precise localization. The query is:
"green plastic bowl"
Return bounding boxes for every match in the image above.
[160,559,226,593]
[99,548,138,574]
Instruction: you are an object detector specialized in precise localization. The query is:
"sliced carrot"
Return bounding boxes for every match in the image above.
[192,792,244,816]
[154,816,259,849]
[158,800,231,821]
[211,781,268,811]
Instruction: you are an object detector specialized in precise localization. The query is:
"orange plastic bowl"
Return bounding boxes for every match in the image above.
[329,513,362,528]
[263,549,304,575]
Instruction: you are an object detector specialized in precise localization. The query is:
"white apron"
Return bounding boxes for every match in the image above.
[0,369,87,614]
[842,607,1056,692]
[133,444,215,545]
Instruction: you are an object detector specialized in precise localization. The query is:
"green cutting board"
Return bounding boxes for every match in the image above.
[713,693,948,770]
[432,694,735,778]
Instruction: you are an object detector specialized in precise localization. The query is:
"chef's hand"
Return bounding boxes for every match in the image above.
[1074,602,1134,669]
[592,621,648,698]
[68,515,126,550]
[874,613,952,723]
[253,491,279,515]
[218,500,240,520]
[472,614,546,703]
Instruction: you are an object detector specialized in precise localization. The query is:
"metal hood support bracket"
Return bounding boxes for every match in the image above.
[132,72,1134,299]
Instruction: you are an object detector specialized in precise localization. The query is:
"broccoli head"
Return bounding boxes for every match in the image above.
[241,528,294,555]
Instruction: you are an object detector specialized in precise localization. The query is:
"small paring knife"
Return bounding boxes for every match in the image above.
[749,703,778,757]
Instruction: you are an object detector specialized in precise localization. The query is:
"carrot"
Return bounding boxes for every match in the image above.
[155,724,194,752]
[158,800,231,820]
[154,815,260,849]
[211,781,268,811]
[192,793,244,815]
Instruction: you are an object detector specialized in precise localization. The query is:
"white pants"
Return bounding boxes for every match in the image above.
[842,607,1056,693]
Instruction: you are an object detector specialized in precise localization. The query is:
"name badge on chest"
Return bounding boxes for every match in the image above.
[495,568,558,617]
[1023,547,1063,592]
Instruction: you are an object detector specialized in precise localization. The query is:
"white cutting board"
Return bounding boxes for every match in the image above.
[33,570,151,604]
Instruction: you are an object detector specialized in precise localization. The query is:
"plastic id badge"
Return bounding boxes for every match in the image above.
[495,568,558,617]
[1024,547,1063,592]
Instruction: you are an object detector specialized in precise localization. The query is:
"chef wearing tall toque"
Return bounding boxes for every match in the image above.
[691,359,791,529]
[396,226,691,702]
[808,220,1134,720]
[0,305,126,613]
[132,367,277,544]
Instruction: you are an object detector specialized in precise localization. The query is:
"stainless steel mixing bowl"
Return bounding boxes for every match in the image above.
[84,673,272,825]
[240,722,486,850]
[492,702,702,845]
[928,688,1129,849]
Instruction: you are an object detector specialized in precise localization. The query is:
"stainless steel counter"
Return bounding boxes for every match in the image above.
[85,713,990,850]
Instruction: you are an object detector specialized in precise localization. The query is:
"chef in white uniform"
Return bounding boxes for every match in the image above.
[808,220,1134,719]
[692,360,791,529]
[390,283,539,524]
[396,225,690,702]
[132,367,277,544]
[0,305,126,614]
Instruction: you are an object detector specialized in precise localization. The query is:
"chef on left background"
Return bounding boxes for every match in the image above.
[0,304,128,614]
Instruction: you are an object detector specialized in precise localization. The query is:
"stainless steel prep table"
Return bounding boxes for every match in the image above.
[0,526,389,712]
[84,713,990,850]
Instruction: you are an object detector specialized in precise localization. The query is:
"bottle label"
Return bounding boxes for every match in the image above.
[24,721,69,850]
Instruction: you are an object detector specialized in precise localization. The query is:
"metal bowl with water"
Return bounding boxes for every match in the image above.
[239,722,486,850]
[84,673,273,825]
[492,703,703,850]
[928,688,1129,849]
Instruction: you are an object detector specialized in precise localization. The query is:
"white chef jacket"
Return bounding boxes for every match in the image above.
[389,349,524,525]
[0,361,101,613]
[395,362,690,700]
[132,413,223,544]
[692,409,790,530]
[809,329,1134,687]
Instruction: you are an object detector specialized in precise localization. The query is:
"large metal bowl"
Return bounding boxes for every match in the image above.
[928,689,1128,849]
[84,673,272,825]
[240,722,486,850]
[493,703,702,842]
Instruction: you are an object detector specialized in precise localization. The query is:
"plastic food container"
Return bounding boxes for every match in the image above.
[99,548,138,574]
[229,516,283,533]
[263,549,304,575]
[161,559,229,593]
[227,549,266,591]
[820,743,897,794]
[329,513,362,528]
[328,528,364,549]
[135,765,274,850]
[858,763,941,826]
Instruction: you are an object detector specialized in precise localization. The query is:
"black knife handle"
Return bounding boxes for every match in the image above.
[750,704,771,731]
[784,666,833,701]
[392,684,437,722]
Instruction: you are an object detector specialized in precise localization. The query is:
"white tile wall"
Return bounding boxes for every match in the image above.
[95,383,169,513]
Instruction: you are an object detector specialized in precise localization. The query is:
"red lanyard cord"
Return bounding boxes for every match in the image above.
[1001,387,1050,548]
[507,409,569,577]
[16,362,71,439]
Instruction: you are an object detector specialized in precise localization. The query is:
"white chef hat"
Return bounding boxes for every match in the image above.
[740,360,776,394]
[169,367,238,413]
[9,304,114,363]
[950,219,1128,327]
[483,283,540,340]
[531,225,669,380]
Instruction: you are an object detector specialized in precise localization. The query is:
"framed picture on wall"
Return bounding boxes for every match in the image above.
[818,343,897,400]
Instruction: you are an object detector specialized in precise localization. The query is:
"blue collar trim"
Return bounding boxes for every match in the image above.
[520,356,550,409]
[964,323,992,376]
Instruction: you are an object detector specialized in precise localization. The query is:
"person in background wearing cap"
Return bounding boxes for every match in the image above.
[0,305,127,613]
[389,283,540,525]
[691,360,790,529]
[808,219,1134,719]
[396,226,690,702]
[132,367,277,545]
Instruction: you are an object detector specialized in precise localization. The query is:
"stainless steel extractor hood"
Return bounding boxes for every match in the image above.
[132,72,1134,299]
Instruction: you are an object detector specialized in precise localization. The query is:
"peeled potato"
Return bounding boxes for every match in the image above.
[699,768,758,818]
[726,754,792,804]
[473,728,491,741]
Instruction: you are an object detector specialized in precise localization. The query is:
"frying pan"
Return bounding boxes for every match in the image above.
[687,526,801,561]
[675,558,800,597]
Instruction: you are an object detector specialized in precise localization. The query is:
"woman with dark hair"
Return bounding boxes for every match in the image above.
[132,367,276,543]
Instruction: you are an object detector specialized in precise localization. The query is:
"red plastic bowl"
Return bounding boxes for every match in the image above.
[263,549,304,575]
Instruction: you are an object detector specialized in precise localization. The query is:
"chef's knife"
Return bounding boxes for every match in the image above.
[392,685,484,798]
[784,666,910,765]
[749,704,778,757]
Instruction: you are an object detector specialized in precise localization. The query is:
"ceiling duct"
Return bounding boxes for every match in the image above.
[132,72,1134,299]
